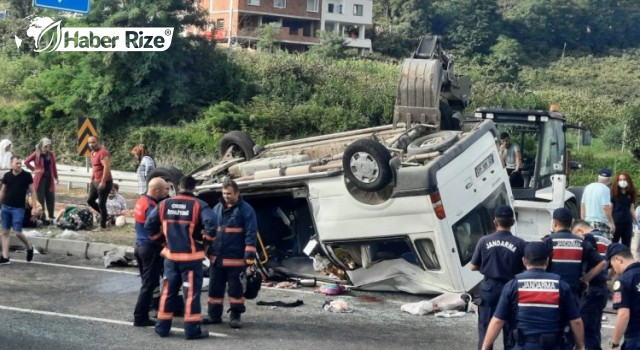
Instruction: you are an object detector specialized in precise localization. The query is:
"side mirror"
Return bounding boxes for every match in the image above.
[569,161,582,170]
[582,131,591,146]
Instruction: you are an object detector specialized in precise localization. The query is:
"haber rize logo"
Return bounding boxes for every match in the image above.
[15,16,174,52]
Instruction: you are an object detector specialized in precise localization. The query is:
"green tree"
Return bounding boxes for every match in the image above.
[307,30,347,59]
[432,0,502,56]
[21,0,238,127]
[256,23,279,52]
[483,35,523,83]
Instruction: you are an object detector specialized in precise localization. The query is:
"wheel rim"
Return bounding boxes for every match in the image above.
[168,182,177,197]
[418,136,446,148]
[349,151,380,184]
[222,144,247,160]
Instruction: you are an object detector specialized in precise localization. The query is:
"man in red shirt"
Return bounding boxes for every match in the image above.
[86,136,113,229]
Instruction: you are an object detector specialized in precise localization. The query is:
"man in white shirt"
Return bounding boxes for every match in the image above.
[581,168,614,239]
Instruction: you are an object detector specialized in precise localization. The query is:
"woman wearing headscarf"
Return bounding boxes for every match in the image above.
[0,139,13,170]
[24,138,59,221]
[130,144,155,195]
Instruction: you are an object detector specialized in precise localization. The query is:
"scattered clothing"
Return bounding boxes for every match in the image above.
[256,300,304,308]
[323,299,352,313]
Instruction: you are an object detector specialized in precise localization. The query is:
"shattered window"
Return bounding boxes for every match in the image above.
[451,184,509,266]
[329,238,418,270]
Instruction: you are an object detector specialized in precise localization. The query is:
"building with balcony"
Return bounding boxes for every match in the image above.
[199,0,372,52]
[320,0,372,52]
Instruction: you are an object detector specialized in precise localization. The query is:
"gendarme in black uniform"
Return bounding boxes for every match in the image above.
[471,205,527,350]
[607,243,640,350]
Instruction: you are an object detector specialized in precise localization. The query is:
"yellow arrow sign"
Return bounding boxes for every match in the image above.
[77,117,98,156]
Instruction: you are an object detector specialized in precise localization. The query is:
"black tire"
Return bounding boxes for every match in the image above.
[219,130,256,160]
[147,166,184,197]
[406,131,460,155]
[565,200,579,220]
[342,139,392,192]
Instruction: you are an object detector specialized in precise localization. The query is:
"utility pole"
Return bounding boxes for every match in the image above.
[228,0,233,46]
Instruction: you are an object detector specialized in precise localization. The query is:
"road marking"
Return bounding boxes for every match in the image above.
[0,304,228,338]
[13,260,139,275]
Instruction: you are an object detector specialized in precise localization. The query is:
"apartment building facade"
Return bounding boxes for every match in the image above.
[200,0,372,52]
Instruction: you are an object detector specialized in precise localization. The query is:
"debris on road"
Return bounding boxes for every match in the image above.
[256,299,304,308]
[103,247,136,268]
[315,283,346,295]
[323,299,353,313]
[59,229,81,239]
[401,292,471,316]
[24,230,52,238]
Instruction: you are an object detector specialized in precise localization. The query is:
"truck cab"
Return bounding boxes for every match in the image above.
[472,108,589,241]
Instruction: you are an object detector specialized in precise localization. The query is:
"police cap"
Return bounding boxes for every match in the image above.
[494,205,514,219]
[552,208,573,223]
[605,243,630,262]
[524,241,550,261]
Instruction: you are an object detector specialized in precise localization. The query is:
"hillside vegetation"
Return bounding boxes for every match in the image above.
[0,0,639,183]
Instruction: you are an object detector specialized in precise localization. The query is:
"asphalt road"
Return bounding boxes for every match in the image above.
[0,252,616,350]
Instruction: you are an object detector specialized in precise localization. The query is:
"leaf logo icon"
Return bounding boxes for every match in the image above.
[33,19,63,53]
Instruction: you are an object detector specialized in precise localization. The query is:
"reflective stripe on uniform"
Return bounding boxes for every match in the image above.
[218,226,244,233]
[517,279,560,309]
[157,277,173,320]
[184,270,202,323]
[229,296,245,305]
[160,248,205,261]
[222,258,245,267]
[208,297,224,305]
[245,245,256,253]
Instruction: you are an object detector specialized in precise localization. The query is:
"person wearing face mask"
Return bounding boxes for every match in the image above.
[24,138,59,223]
[611,172,637,248]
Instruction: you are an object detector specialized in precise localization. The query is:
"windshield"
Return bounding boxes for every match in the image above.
[536,119,566,189]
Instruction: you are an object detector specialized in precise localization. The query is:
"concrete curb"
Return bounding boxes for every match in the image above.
[4,235,133,259]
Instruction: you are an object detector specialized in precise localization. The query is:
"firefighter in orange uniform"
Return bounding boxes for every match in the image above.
[145,175,216,339]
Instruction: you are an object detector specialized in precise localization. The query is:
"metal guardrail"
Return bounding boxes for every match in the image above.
[3,164,139,195]
[55,164,139,194]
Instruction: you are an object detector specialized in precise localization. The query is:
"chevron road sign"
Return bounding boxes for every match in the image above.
[77,117,97,156]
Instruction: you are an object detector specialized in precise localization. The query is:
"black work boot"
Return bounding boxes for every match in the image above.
[202,314,222,325]
[229,311,242,329]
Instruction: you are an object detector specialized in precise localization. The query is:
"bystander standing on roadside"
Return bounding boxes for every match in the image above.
[0,156,37,264]
[86,136,113,229]
[0,139,14,196]
[24,137,59,223]
[606,243,640,350]
[131,144,155,196]
[581,168,615,239]
[611,172,637,248]
[132,177,169,327]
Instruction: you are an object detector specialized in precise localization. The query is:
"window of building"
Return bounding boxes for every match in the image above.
[247,0,260,6]
[353,4,363,16]
[274,0,286,9]
[216,19,224,30]
[328,3,342,14]
[307,0,318,12]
